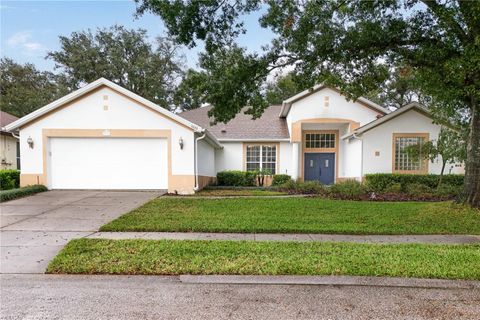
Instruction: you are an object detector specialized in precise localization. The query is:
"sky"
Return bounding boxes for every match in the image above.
[0,0,275,72]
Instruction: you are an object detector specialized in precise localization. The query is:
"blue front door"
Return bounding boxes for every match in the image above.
[304,153,335,185]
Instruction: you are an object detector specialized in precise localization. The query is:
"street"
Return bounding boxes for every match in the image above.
[1,274,479,320]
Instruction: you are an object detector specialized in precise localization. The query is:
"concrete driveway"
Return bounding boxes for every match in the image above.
[0,190,163,274]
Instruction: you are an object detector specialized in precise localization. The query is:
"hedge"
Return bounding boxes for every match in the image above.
[271,174,292,186]
[216,170,256,186]
[365,173,464,192]
[0,185,48,202]
[0,170,20,190]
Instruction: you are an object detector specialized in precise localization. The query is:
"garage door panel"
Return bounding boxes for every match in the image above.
[49,138,168,189]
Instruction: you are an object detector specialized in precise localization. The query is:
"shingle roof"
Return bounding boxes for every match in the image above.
[179,105,290,140]
[1,111,18,132]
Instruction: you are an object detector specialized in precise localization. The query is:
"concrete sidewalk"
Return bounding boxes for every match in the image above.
[87,231,480,244]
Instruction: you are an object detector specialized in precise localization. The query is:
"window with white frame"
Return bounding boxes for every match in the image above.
[245,145,276,174]
[305,133,335,149]
[394,135,427,172]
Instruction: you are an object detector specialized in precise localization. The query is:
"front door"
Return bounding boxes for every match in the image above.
[304,153,335,185]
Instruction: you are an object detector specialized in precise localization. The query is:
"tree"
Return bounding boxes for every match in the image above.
[47,25,184,110]
[0,58,66,117]
[407,128,467,186]
[136,0,480,207]
[173,69,208,111]
[265,73,301,105]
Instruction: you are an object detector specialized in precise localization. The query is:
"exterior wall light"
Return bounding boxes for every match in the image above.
[179,137,184,150]
[27,136,34,149]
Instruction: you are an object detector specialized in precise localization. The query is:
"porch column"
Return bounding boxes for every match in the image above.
[291,142,300,180]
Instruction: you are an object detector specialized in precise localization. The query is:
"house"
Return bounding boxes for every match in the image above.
[5,78,463,194]
[1,111,20,170]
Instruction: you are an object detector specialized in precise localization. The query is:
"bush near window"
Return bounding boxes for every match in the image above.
[329,179,368,200]
[216,170,256,187]
[365,174,464,192]
[271,174,292,186]
[0,185,48,202]
[0,170,20,190]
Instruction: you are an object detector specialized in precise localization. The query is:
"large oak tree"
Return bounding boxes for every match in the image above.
[136,0,480,207]
[48,25,185,110]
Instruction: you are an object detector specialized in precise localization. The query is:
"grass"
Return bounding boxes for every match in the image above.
[100,198,480,235]
[192,188,287,196]
[47,239,480,280]
[0,185,48,202]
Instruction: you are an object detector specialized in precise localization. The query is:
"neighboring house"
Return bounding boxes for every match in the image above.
[1,111,20,170]
[5,78,463,194]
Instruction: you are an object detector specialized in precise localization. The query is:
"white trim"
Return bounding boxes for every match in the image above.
[279,84,389,117]
[5,78,204,133]
[341,102,430,140]
[218,138,290,142]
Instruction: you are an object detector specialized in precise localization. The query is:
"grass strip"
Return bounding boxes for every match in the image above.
[100,198,480,235]
[47,239,480,280]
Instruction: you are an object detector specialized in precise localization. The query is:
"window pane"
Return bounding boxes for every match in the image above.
[261,145,276,174]
[246,145,260,171]
[395,137,425,171]
[305,133,335,149]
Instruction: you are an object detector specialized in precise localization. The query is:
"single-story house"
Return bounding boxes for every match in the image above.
[5,78,463,194]
[1,111,20,170]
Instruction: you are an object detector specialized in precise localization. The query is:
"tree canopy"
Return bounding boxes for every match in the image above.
[0,58,67,117]
[136,0,480,206]
[47,25,185,110]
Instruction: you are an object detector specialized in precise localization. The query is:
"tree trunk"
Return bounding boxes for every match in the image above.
[463,98,480,207]
[438,159,447,188]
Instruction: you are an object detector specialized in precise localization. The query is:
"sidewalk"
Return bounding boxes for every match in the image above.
[87,231,480,244]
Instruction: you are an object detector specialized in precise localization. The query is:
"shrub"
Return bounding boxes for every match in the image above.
[279,180,326,194]
[329,179,367,199]
[271,174,292,186]
[365,173,464,192]
[0,185,48,202]
[434,184,462,197]
[216,170,256,186]
[0,170,20,190]
[404,183,432,196]
[383,183,402,193]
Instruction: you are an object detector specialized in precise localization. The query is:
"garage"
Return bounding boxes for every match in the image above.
[48,137,168,190]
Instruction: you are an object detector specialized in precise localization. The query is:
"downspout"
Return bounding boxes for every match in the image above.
[194,132,207,192]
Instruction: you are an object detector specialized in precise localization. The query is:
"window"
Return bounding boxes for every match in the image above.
[245,144,276,174]
[305,133,335,149]
[394,135,427,172]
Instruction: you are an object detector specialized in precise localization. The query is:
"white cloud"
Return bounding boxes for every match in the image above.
[7,31,46,54]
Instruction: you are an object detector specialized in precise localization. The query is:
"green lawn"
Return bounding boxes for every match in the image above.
[47,239,480,280]
[191,189,287,197]
[100,198,480,235]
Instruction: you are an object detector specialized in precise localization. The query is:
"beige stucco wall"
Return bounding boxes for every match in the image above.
[1,134,18,170]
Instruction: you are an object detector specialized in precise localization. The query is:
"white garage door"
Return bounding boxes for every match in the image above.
[48,137,168,190]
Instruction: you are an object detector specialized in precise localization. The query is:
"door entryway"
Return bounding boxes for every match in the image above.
[304,153,335,185]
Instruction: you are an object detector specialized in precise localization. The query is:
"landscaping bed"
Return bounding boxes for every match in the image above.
[0,185,48,202]
[100,198,480,234]
[47,238,480,280]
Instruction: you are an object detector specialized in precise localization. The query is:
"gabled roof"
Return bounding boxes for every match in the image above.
[4,78,222,148]
[279,84,389,117]
[5,78,197,132]
[179,105,290,141]
[342,102,432,140]
[1,111,18,132]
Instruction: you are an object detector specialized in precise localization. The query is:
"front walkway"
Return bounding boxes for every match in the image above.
[0,190,164,273]
[88,231,480,244]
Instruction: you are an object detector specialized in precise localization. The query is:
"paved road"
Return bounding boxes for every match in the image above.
[0,190,163,273]
[1,274,479,320]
